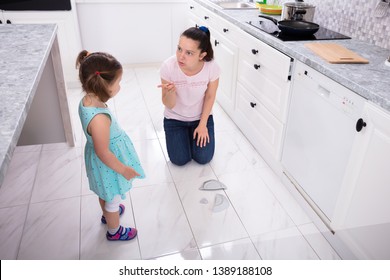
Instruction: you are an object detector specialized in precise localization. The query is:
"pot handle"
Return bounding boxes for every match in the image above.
[294,9,307,15]
[258,15,278,25]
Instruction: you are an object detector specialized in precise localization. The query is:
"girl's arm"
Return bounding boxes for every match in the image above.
[88,114,139,180]
[160,78,177,109]
[193,78,219,147]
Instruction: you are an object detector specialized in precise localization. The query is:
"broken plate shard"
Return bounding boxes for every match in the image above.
[199,179,227,191]
[212,194,229,213]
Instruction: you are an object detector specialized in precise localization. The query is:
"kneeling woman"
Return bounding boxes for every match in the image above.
[159,26,220,166]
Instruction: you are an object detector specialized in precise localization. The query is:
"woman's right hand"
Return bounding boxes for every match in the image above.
[122,166,140,180]
[158,82,176,94]
[159,80,177,109]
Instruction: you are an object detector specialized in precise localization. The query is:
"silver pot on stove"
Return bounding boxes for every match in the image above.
[281,0,316,22]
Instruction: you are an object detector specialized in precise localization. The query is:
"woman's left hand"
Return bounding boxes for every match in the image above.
[193,125,209,148]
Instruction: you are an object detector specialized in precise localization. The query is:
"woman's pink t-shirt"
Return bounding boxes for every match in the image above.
[160,55,220,122]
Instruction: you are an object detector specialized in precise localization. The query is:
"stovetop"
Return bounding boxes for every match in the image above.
[247,18,351,41]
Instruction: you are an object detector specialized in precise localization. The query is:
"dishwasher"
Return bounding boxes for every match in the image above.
[281,61,366,225]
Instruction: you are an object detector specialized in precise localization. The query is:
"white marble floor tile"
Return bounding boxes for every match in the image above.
[14,144,42,153]
[168,161,217,184]
[252,226,319,260]
[115,88,158,141]
[80,194,141,260]
[298,223,341,260]
[132,139,173,188]
[0,205,28,259]
[18,197,81,259]
[175,178,248,248]
[229,130,268,170]
[0,150,40,207]
[213,103,240,133]
[257,167,312,226]
[219,171,295,237]
[210,131,253,176]
[200,238,261,260]
[131,183,196,259]
[30,147,82,203]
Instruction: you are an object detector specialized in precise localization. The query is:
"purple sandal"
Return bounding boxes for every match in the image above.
[101,204,125,224]
[106,226,137,241]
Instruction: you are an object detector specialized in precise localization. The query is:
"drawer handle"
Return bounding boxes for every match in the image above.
[251,49,258,55]
[223,28,229,33]
[214,40,219,47]
[204,16,209,20]
[254,64,261,70]
[356,118,367,132]
[250,102,257,108]
[190,6,194,9]
[6,19,12,24]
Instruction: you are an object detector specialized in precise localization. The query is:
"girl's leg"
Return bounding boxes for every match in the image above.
[102,196,137,241]
[101,196,120,230]
[164,118,192,166]
[191,115,215,164]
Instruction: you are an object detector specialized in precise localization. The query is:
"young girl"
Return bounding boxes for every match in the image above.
[159,26,220,166]
[76,50,145,241]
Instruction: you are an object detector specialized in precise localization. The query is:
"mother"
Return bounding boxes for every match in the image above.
[159,26,220,166]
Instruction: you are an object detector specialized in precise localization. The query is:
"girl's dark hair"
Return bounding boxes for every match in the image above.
[75,50,123,102]
[181,26,214,61]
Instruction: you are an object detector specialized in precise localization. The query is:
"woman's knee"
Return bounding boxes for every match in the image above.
[170,157,191,166]
[193,156,212,165]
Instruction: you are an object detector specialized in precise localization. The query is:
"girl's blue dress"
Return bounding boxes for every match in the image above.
[79,99,145,202]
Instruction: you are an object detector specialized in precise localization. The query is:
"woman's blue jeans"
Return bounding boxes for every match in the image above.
[163,115,215,166]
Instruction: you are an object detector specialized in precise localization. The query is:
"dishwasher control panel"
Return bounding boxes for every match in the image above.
[295,63,366,118]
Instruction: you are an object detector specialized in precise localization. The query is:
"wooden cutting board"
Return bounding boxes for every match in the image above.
[305,43,369,64]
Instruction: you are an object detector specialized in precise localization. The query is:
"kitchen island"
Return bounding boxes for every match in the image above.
[0,24,74,187]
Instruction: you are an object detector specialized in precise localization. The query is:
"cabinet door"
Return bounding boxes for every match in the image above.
[211,28,238,114]
[334,102,390,259]
[234,82,283,159]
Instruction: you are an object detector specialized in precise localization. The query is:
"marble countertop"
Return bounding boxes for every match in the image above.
[195,0,390,111]
[0,24,57,186]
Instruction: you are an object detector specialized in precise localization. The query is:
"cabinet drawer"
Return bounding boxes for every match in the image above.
[235,82,283,159]
[237,52,290,122]
[237,31,292,80]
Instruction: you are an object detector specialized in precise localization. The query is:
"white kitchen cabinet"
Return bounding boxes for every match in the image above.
[188,0,239,115]
[332,102,390,259]
[76,1,188,65]
[235,82,283,159]
[233,30,292,166]
[0,9,82,86]
[236,31,292,122]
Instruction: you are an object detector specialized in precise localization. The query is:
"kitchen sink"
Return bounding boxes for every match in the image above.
[212,1,257,9]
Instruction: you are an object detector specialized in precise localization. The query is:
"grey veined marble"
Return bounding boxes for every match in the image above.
[0,24,57,186]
